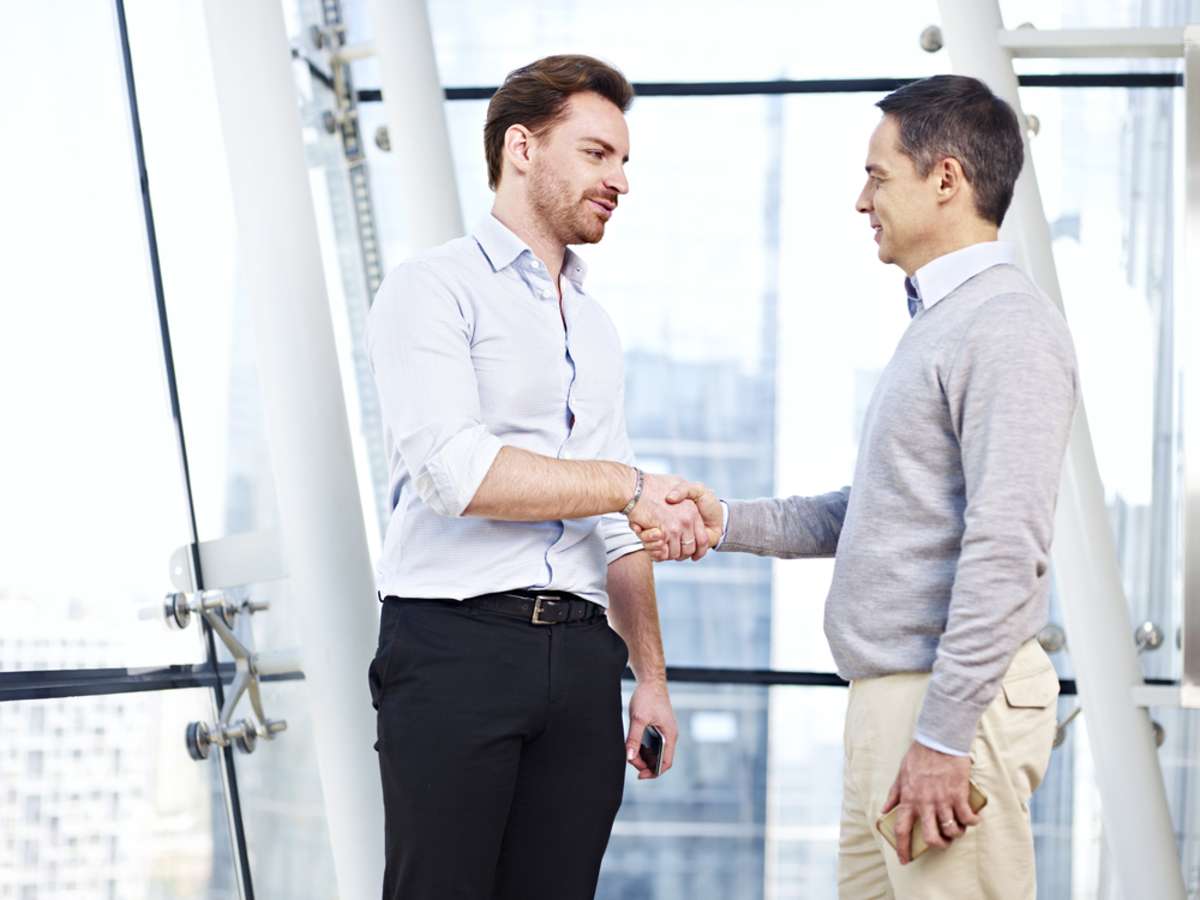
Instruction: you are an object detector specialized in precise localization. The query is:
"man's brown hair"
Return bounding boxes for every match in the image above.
[484,54,634,190]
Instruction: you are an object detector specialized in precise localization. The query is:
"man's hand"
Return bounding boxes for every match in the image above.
[635,482,722,561]
[624,678,678,780]
[881,741,979,865]
[627,473,710,562]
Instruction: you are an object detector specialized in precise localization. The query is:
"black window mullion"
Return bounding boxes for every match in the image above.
[347,72,1184,105]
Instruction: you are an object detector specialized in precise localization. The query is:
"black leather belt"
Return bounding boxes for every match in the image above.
[462,589,605,625]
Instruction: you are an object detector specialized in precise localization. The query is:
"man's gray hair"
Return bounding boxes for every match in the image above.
[877,75,1024,226]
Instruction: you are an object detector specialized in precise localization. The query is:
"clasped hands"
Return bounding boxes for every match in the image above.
[626,475,721,562]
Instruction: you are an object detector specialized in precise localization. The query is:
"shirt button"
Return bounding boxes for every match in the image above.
[530,259,542,269]
[540,288,553,299]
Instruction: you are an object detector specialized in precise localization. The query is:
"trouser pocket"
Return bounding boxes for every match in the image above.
[997,665,1060,799]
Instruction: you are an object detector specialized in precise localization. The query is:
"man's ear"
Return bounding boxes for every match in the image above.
[503,124,534,178]
[935,157,966,206]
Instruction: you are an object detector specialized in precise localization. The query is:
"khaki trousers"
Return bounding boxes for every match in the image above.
[837,640,1059,900]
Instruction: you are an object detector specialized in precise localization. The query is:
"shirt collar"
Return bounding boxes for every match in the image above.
[908,241,1018,312]
[472,214,588,290]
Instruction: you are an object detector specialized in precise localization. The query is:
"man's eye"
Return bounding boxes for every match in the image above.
[585,149,604,159]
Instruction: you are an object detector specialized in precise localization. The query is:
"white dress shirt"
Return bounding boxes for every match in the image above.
[907,240,1018,313]
[366,215,642,607]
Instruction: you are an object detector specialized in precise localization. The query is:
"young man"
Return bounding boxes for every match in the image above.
[647,75,1079,899]
[366,55,708,899]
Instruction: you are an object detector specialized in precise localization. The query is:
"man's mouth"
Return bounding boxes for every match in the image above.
[872,224,882,243]
[587,197,616,219]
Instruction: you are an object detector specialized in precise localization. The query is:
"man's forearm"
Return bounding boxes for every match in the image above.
[464,446,635,521]
[718,488,850,559]
[605,550,666,684]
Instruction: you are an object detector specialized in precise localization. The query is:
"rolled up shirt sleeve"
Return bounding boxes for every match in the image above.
[367,261,503,517]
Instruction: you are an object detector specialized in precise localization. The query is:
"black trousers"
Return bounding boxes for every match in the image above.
[369,596,629,900]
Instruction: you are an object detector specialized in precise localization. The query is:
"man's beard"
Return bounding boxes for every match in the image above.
[529,164,605,246]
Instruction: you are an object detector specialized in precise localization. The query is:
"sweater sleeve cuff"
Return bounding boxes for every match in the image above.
[914,732,970,757]
[915,682,989,755]
[716,498,755,552]
[712,500,730,550]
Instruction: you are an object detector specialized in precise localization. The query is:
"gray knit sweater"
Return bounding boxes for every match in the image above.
[719,264,1078,752]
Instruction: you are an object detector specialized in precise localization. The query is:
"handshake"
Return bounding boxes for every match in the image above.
[625,472,723,562]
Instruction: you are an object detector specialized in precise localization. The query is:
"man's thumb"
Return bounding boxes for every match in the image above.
[626,722,646,760]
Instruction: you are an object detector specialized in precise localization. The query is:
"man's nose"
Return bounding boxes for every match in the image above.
[607,166,629,196]
[855,184,873,214]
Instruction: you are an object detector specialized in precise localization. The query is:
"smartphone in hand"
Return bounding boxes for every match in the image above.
[638,724,665,777]
[876,780,988,860]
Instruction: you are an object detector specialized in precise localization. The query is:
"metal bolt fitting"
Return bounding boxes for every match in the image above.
[920,25,944,53]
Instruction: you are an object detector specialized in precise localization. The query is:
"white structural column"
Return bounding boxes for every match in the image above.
[204,2,384,898]
[1183,28,1200,705]
[367,0,464,252]
[936,3,1185,898]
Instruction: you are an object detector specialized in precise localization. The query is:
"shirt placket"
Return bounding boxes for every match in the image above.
[524,258,579,585]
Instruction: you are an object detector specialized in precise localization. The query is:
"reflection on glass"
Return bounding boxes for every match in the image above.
[1152,705,1200,894]
[601,684,837,899]
[232,681,339,900]
[1,1,205,671]
[0,690,235,899]
[118,5,356,896]
[1039,703,1200,899]
[1018,84,1183,684]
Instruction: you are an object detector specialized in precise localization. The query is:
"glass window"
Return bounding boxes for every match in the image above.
[118,0,270,546]
[603,683,843,899]
[0,691,236,899]
[121,0,386,555]
[1018,84,1185,682]
[601,687,1118,897]
[1002,0,1197,56]
[344,0,946,87]
[231,680,339,900]
[1,0,205,671]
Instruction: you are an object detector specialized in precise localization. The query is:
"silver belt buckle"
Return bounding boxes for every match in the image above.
[531,595,560,625]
